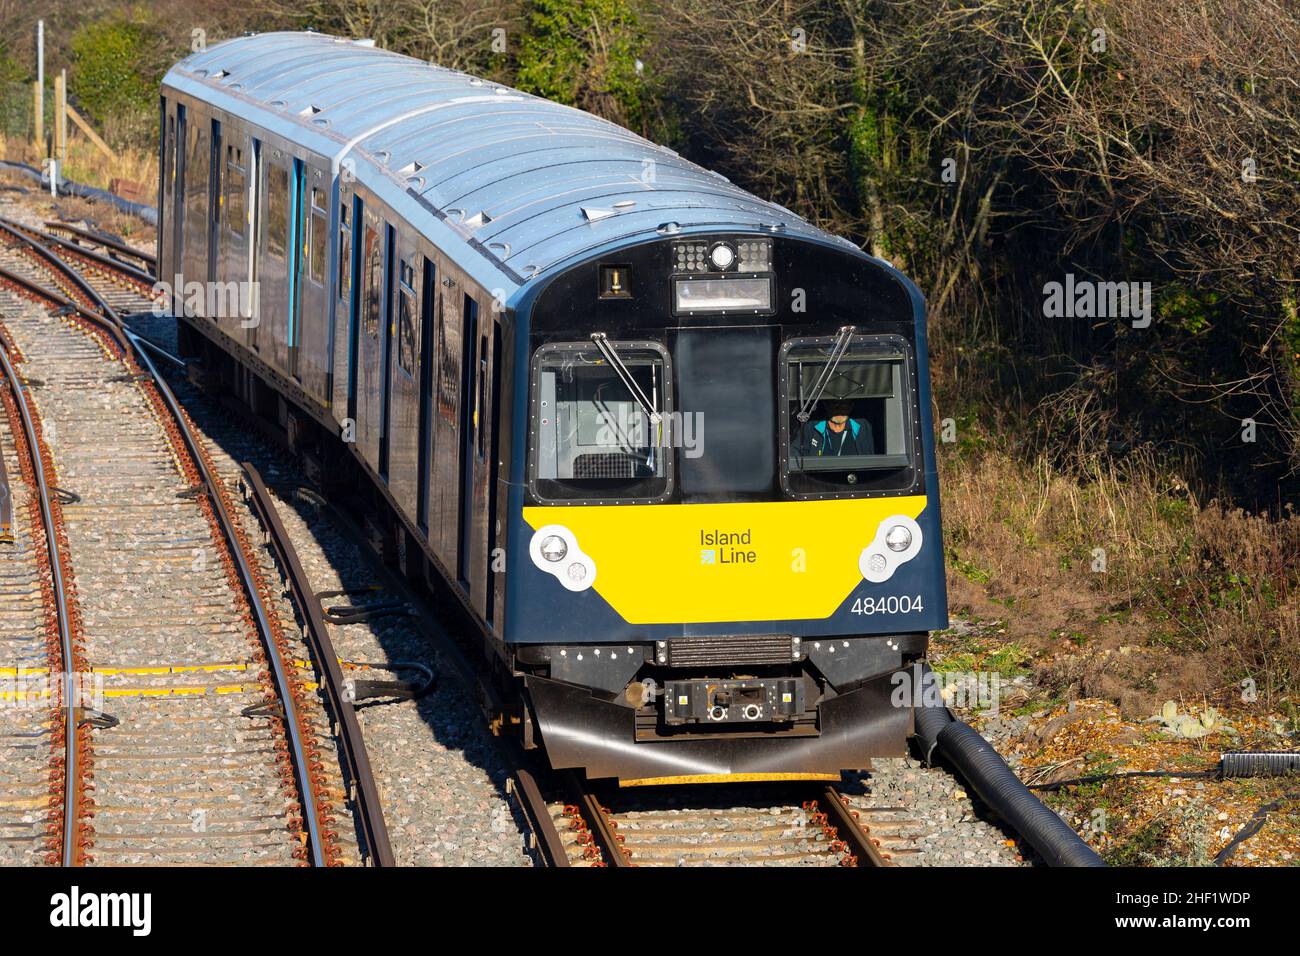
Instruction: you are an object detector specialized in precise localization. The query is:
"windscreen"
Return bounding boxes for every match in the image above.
[532,344,670,501]
[783,338,916,494]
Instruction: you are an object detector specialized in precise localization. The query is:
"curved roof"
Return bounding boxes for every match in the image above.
[164,32,859,287]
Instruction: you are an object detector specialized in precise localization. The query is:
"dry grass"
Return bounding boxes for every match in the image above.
[0,132,156,203]
[940,434,1300,716]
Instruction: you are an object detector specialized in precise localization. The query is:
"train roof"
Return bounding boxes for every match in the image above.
[163,31,865,292]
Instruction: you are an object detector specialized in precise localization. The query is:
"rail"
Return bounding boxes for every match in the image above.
[0,219,328,865]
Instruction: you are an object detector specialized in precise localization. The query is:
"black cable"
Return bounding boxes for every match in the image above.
[1215,791,1300,866]
[1028,769,1219,791]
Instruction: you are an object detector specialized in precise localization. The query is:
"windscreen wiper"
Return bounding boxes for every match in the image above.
[796,325,856,422]
[590,333,662,425]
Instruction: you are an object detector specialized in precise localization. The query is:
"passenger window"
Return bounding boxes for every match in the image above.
[186,127,208,208]
[225,147,245,237]
[781,334,916,495]
[267,164,289,261]
[397,259,417,375]
[363,222,381,338]
[337,202,351,300]
[530,341,671,502]
[477,328,488,460]
[308,187,327,284]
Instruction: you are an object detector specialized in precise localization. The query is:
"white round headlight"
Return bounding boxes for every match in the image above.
[566,562,588,582]
[885,525,912,552]
[867,553,887,573]
[539,535,568,562]
[710,244,735,270]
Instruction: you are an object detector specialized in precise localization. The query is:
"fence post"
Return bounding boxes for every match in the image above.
[34,83,43,152]
[57,69,68,166]
[35,20,44,153]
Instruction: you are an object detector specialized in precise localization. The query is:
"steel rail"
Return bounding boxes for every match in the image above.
[0,417,11,542]
[0,337,78,866]
[311,492,571,866]
[563,771,631,866]
[43,220,157,271]
[820,786,892,867]
[0,224,328,866]
[1,217,154,290]
[511,760,570,866]
[240,462,395,867]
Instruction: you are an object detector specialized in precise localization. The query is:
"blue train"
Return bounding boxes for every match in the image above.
[159,32,947,783]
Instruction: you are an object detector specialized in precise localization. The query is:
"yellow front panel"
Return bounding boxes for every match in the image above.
[523,496,927,624]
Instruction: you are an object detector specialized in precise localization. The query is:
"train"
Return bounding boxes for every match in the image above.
[157,31,948,784]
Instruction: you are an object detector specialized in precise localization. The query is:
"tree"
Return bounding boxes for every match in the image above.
[516,0,653,133]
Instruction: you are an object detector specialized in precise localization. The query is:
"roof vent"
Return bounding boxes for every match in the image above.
[464,210,492,229]
[398,160,426,176]
[582,207,616,222]
[299,105,323,117]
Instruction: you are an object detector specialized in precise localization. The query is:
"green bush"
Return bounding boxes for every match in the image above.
[516,0,652,132]
[69,15,167,146]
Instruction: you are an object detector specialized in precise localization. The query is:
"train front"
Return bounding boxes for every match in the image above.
[507,230,947,783]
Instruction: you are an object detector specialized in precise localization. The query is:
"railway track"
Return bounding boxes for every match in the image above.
[0,212,392,866]
[526,775,902,867]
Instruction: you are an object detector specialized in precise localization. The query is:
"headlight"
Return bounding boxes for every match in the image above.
[859,515,923,583]
[539,535,568,562]
[709,243,735,270]
[566,562,588,583]
[884,525,912,552]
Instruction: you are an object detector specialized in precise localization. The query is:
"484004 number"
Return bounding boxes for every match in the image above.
[850,594,924,615]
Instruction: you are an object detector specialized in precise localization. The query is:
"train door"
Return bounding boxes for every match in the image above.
[172,104,186,291]
[416,257,436,533]
[218,135,252,341]
[455,293,499,615]
[485,319,504,626]
[248,138,263,351]
[297,166,330,404]
[207,120,221,287]
[338,191,358,426]
[385,232,422,516]
[379,223,395,481]
[286,158,304,380]
[256,148,292,374]
[157,98,168,280]
[159,100,177,296]
[355,208,385,471]
[181,115,210,315]
[457,294,479,588]
[431,275,462,569]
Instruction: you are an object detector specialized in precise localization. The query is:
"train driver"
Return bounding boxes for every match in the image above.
[795,400,874,458]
